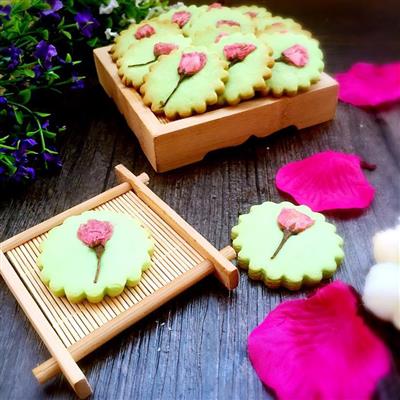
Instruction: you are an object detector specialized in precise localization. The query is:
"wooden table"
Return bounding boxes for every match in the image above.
[1,1,399,398]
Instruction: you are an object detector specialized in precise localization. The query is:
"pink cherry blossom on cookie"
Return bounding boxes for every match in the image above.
[208,2,222,10]
[248,281,391,400]
[172,11,191,28]
[215,32,229,43]
[335,62,400,107]
[281,44,309,67]
[278,208,314,233]
[178,52,207,76]
[216,19,241,28]
[245,11,258,18]
[223,43,256,62]
[77,219,113,247]
[275,151,376,212]
[134,24,155,40]
[153,42,178,57]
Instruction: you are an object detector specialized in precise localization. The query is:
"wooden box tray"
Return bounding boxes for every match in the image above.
[94,45,338,172]
[0,165,238,398]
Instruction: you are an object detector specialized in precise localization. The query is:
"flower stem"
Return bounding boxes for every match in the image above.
[161,75,186,108]
[94,245,105,284]
[271,229,293,260]
[128,58,157,67]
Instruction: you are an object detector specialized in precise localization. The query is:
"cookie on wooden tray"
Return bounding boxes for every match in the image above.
[231,202,344,290]
[213,33,274,105]
[234,5,272,21]
[155,4,201,35]
[258,32,324,96]
[37,210,154,303]
[117,33,191,88]
[110,20,180,61]
[140,46,228,119]
[184,6,255,38]
[191,25,241,46]
[256,16,309,36]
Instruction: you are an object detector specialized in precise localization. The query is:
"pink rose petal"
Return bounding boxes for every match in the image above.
[153,42,178,57]
[178,52,207,76]
[275,151,375,212]
[77,219,113,248]
[172,11,191,28]
[216,19,241,28]
[223,43,256,62]
[134,24,155,40]
[335,62,400,107]
[248,281,391,400]
[281,44,309,67]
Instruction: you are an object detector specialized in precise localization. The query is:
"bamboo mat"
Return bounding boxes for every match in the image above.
[5,190,205,348]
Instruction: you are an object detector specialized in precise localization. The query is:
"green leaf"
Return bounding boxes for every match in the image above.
[61,30,72,40]
[42,29,49,40]
[43,130,57,139]
[14,108,24,124]
[65,53,72,63]
[22,69,35,78]
[35,112,51,117]
[19,88,31,104]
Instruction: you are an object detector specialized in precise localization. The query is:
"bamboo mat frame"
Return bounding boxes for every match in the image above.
[0,164,238,398]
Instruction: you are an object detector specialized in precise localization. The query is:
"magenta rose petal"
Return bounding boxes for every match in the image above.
[335,62,400,107]
[275,151,375,212]
[248,281,391,400]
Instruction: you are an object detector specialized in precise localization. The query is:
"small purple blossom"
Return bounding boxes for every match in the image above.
[74,10,100,38]
[0,5,11,21]
[43,151,62,168]
[4,45,22,70]
[41,0,63,17]
[34,40,58,69]
[0,96,8,107]
[71,70,84,90]
[12,139,38,163]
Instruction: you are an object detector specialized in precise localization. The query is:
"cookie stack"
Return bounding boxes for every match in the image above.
[111,3,324,119]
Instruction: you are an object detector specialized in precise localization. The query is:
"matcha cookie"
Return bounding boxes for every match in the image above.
[256,16,307,35]
[37,210,154,303]
[213,33,274,105]
[258,32,324,96]
[117,33,191,88]
[231,202,343,290]
[140,46,228,119]
[110,20,180,61]
[155,4,201,35]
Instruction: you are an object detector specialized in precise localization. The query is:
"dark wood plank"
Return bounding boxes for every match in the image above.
[1,1,400,399]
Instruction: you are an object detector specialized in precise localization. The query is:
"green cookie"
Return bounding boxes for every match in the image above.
[258,32,324,96]
[231,202,344,290]
[117,33,191,88]
[140,46,228,119]
[256,16,306,35]
[213,32,273,105]
[37,210,154,303]
[110,20,180,61]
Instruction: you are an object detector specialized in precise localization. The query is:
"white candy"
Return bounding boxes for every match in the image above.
[362,263,400,329]
[373,224,400,264]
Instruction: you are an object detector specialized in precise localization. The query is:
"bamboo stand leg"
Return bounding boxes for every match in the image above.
[32,246,236,384]
[0,251,92,399]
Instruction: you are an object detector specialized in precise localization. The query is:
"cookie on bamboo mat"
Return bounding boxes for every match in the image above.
[110,20,180,61]
[213,33,274,105]
[185,6,255,37]
[258,32,324,96]
[140,46,228,119]
[37,210,154,303]
[117,33,191,88]
[231,202,344,290]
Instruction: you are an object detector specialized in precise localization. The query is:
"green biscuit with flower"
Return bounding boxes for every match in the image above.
[110,20,180,61]
[117,33,191,88]
[37,210,154,303]
[231,201,344,290]
[213,32,274,105]
[258,32,324,96]
[140,46,228,119]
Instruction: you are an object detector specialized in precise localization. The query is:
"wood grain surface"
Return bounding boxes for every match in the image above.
[1,1,399,399]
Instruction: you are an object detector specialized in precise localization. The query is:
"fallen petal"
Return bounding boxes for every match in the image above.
[248,281,391,400]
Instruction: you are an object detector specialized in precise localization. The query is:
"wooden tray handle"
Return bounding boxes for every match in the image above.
[32,246,236,384]
[115,164,239,290]
[0,251,92,399]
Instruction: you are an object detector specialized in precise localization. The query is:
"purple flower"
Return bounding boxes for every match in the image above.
[74,10,100,38]
[43,151,62,168]
[41,0,63,19]
[0,5,11,21]
[4,45,22,70]
[34,40,57,69]
[13,165,36,182]
[12,139,38,163]
[71,70,84,90]
[0,96,8,107]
